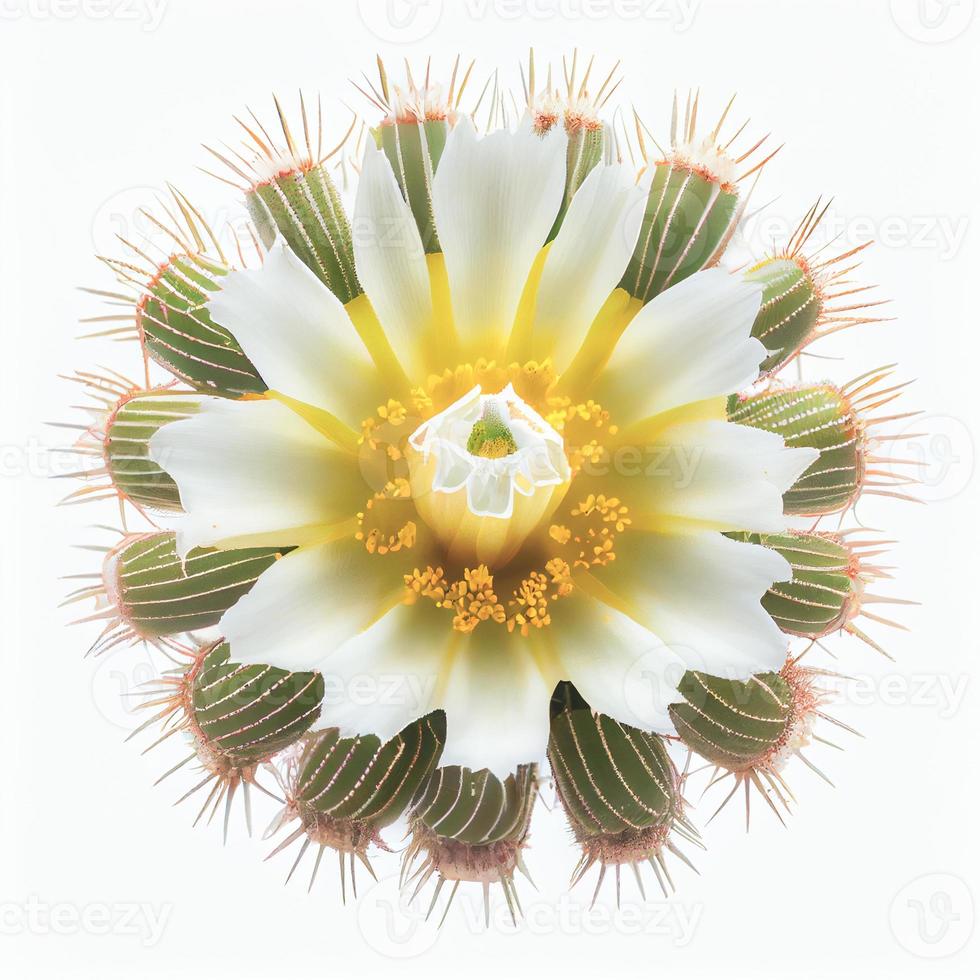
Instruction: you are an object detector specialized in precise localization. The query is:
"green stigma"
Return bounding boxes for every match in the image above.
[467,405,518,459]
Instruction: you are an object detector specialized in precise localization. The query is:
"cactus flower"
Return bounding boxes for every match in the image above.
[68,54,914,909]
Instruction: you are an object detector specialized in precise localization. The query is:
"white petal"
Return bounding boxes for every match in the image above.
[598,531,790,678]
[208,241,376,423]
[631,419,820,532]
[432,116,567,349]
[219,538,402,672]
[597,268,765,422]
[533,163,646,369]
[551,594,685,732]
[311,605,445,741]
[149,398,360,554]
[437,627,552,778]
[353,145,433,378]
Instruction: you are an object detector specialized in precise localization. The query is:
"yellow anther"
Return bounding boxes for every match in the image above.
[360,400,410,449]
[546,558,574,597]
[508,572,553,636]
[549,524,572,545]
[377,399,408,424]
[404,566,449,603]
[357,479,418,555]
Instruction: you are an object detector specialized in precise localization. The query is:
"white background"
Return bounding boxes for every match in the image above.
[1,0,978,976]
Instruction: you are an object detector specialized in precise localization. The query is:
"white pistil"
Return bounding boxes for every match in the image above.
[407,385,571,567]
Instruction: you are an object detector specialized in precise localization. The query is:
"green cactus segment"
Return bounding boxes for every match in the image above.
[106,532,282,637]
[735,531,857,637]
[412,765,537,848]
[139,254,266,397]
[620,161,738,303]
[669,670,792,772]
[191,643,323,766]
[548,123,606,242]
[745,257,822,374]
[246,164,361,302]
[548,705,677,840]
[377,120,448,253]
[728,384,864,514]
[105,391,201,511]
[294,713,446,830]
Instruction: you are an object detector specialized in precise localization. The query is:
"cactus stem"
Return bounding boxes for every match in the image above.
[124,642,317,839]
[677,659,855,829]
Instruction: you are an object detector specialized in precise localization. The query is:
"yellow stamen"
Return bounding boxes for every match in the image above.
[548,495,632,571]
[356,479,417,555]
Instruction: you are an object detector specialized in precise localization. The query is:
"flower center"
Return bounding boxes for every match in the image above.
[407,385,571,567]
